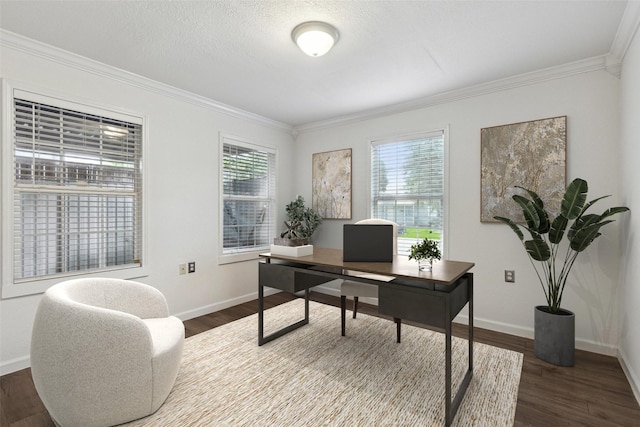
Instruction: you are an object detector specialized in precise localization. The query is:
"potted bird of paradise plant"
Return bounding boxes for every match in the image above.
[494,178,629,366]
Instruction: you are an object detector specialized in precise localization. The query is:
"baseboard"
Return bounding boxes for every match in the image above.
[574,338,618,356]
[173,287,280,321]
[456,314,618,356]
[0,288,282,377]
[312,286,619,356]
[314,285,532,336]
[1,355,30,376]
[456,314,532,338]
[619,347,640,405]
[4,286,625,377]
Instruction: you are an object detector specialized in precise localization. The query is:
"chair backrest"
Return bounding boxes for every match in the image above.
[355,219,398,255]
[48,278,169,319]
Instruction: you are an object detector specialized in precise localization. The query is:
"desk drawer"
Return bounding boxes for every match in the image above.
[378,276,469,329]
[259,262,333,293]
[379,287,446,328]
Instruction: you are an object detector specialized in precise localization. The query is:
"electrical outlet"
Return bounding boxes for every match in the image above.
[179,263,187,275]
[188,262,195,273]
[505,270,515,283]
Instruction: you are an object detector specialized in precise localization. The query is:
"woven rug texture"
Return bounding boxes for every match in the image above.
[122,299,523,426]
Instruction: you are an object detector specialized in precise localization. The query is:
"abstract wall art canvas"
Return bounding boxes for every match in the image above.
[312,148,352,219]
[481,116,566,223]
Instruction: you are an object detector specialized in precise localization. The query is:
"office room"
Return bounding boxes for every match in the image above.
[1,1,639,426]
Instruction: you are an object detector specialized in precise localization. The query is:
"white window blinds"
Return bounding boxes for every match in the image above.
[13,97,143,281]
[371,130,445,255]
[221,138,275,254]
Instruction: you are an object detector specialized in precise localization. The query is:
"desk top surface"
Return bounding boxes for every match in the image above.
[260,247,474,286]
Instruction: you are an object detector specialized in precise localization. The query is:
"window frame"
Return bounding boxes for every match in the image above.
[368,127,450,258]
[218,133,277,264]
[1,79,149,299]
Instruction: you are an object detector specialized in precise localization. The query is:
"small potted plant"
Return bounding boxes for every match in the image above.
[408,234,442,271]
[274,196,322,247]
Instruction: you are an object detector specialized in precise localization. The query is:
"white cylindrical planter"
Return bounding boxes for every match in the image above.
[534,305,575,366]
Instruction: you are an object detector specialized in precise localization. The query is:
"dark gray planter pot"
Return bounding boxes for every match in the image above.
[534,305,575,366]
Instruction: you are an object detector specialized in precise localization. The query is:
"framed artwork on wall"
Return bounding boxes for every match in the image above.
[312,148,352,219]
[480,116,567,223]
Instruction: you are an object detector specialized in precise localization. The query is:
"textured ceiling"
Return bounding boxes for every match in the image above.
[0,1,630,127]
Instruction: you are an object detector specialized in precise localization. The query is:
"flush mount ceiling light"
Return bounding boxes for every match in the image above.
[291,21,339,57]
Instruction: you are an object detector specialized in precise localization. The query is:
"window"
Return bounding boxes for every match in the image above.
[220,135,276,259]
[9,91,143,285]
[370,130,446,256]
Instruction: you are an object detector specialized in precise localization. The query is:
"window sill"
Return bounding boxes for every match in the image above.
[218,250,265,265]
[1,265,149,299]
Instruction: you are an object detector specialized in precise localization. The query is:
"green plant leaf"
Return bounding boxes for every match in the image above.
[569,221,612,252]
[568,214,600,241]
[567,206,630,252]
[581,195,610,214]
[600,206,630,220]
[524,236,550,261]
[515,186,544,209]
[494,216,524,241]
[561,178,588,220]
[283,196,322,241]
[513,195,540,230]
[514,187,551,233]
[548,215,568,244]
[408,237,441,261]
[533,203,550,234]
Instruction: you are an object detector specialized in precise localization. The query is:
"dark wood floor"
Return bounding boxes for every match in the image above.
[2,292,639,426]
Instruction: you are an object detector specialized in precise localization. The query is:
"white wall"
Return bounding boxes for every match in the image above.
[295,70,625,356]
[619,25,640,402]
[0,31,634,390]
[0,36,296,374]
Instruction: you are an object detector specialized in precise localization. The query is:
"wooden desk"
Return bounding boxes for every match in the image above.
[258,247,474,427]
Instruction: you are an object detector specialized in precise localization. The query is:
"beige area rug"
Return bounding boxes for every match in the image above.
[123,299,523,426]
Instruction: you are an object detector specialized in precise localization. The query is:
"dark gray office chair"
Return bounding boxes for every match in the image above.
[340,219,402,342]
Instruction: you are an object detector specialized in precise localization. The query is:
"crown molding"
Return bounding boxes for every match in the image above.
[605,1,640,78]
[610,1,640,65]
[296,2,640,134]
[294,55,609,134]
[0,29,293,133]
[4,13,637,138]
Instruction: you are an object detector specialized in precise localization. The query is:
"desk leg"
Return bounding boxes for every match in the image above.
[258,284,310,346]
[445,299,453,427]
[468,273,474,376]
[258,280,265,344]
[305,287,310,322]
[445,273,474,426]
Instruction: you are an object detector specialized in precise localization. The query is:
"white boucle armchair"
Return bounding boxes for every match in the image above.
[31,278,184,427]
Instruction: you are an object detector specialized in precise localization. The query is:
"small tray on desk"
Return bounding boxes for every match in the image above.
[270,244,314,257]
